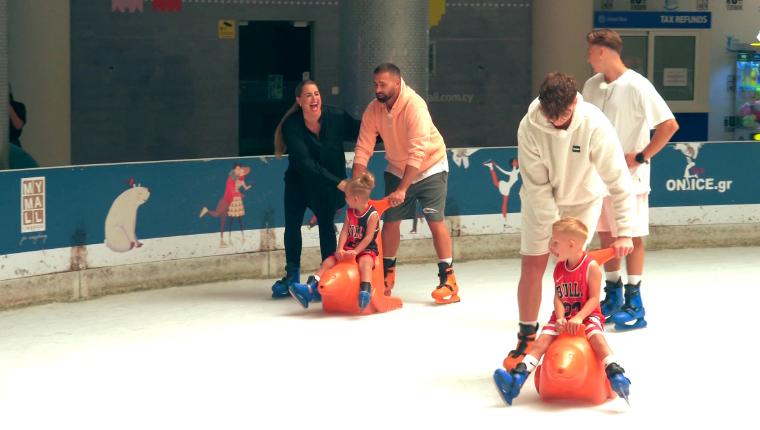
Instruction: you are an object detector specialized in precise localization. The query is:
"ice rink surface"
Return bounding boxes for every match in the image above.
[1,246,757,429]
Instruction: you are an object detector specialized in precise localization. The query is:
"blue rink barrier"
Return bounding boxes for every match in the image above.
[0,142,758,280]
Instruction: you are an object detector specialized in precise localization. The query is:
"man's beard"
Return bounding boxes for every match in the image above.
[375,93,389,103]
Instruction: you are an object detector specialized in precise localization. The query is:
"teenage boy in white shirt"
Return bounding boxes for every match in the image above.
[583,29,679,331]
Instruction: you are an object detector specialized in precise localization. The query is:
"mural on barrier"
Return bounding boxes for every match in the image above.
[104,179,151,253]
[667,142,733,193]
[673,142,703,179]
[483,158,520,220]
[199,163,253,248]
[1,142,759,281]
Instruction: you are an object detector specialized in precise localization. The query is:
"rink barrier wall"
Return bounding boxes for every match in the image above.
[1,143,759,309]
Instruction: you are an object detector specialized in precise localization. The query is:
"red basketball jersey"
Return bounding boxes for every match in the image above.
[552,253,604,322]
[345,205,378,253]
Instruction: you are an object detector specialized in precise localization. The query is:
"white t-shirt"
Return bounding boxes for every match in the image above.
[582,69,674,194]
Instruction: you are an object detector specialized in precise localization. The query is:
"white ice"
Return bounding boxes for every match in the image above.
[0,246,757,429]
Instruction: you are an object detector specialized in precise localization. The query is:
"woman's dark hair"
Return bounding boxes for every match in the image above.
[274,80,318,158]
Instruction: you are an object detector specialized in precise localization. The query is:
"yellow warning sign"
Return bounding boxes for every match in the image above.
[429,0,446,28]
[218,20,236,39]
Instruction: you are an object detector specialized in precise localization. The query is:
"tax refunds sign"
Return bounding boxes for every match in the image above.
[21,177,46,233]
[594,11,712,29]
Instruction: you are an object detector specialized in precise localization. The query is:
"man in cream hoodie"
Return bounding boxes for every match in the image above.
[502,73,636,370]
[352,63,460,305]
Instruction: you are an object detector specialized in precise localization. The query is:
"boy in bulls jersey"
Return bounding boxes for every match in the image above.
[493,218,631,405]
[290,172,380,310]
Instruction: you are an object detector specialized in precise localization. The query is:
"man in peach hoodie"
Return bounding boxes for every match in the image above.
[351,63,460,305]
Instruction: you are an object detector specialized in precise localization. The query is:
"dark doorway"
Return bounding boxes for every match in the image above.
[239,21,312,156]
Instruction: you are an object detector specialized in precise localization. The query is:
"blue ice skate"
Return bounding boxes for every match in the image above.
[272,265,299,299]
[605,362,631,405]
[289,276,320,309]
[493,363,529,406]
[358,283,371,311]
[601,278,624,324]
[612,283,647,331]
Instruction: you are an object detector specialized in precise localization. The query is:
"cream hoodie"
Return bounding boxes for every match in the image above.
[518,94,635,237]
[353,79,446,178]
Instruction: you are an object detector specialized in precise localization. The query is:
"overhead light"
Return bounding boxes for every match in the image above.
[753,31,760,46]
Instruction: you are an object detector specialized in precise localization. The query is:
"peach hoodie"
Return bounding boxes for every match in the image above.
[353,79,446,178]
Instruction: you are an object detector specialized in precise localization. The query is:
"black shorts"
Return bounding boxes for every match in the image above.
[383,171,448,222]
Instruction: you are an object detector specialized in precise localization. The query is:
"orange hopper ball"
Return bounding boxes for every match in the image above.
[319,198,403,315]
[532,247,619,405]
[533,327,616,404]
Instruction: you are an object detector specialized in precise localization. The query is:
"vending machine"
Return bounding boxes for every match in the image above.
[735,51,760,140]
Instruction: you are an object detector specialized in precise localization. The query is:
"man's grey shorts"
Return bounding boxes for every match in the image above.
[383,171,448,222]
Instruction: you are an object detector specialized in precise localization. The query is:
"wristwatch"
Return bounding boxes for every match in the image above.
[635,152,649,164]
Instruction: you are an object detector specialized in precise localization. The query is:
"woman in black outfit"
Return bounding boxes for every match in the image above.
[271,80,360,298]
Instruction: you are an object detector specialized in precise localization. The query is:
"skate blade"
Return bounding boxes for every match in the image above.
[288,289,310,309]
[434,294,460,305]
[614,319,647,331]
[271,290,291,299]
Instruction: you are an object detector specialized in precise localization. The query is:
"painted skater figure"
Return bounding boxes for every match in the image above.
[483,158,520,219]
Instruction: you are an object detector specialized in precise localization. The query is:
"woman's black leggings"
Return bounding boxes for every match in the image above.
[283,181,339,268]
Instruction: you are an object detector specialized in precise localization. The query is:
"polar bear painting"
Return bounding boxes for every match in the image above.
[105,184,151,252]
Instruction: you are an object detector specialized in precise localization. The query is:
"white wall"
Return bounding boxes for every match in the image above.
[8,0,70,167]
